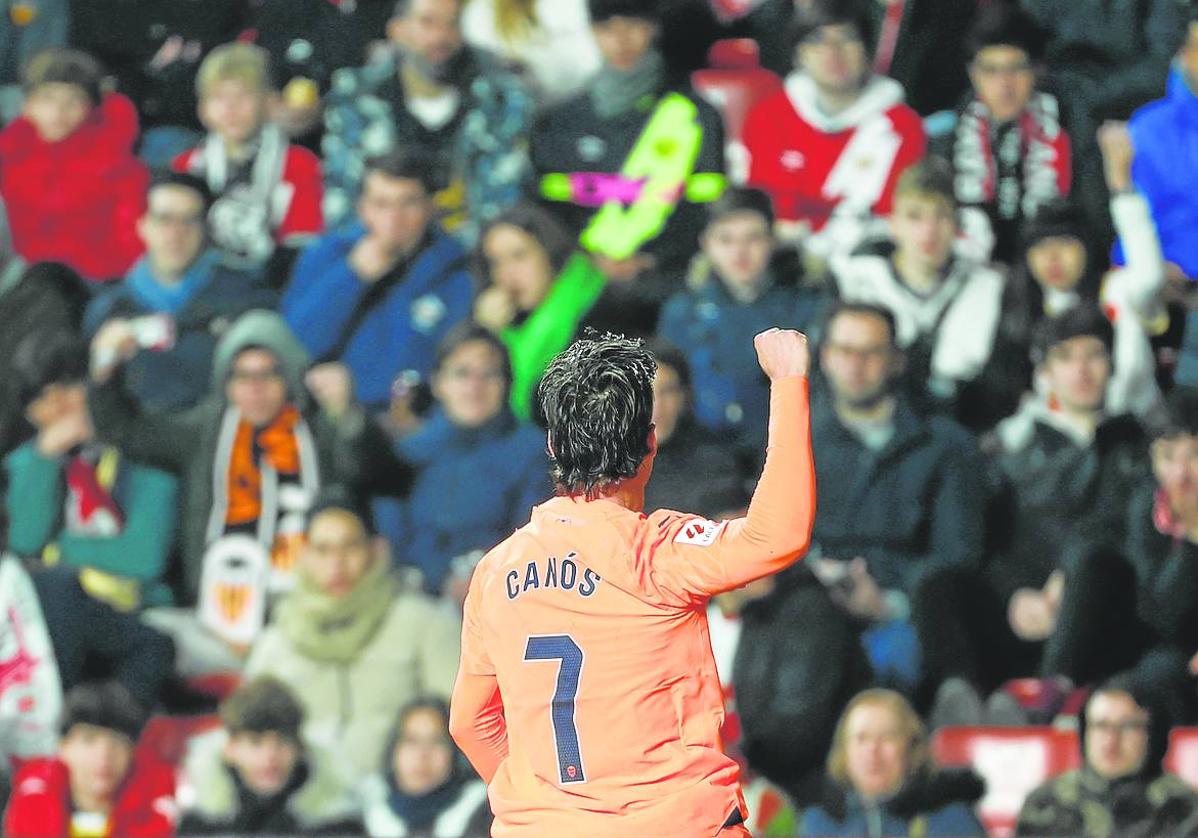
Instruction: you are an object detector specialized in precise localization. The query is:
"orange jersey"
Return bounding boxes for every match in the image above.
[451,377,815,837]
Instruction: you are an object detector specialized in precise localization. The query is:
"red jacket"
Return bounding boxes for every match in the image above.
[3,755,177,838]
[0,93,149,282]
[743,73,925,227]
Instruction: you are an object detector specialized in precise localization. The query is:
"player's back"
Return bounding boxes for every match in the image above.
[469,494,743,836]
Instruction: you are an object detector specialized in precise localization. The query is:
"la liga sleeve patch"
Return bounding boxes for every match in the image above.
[673,518,727,548]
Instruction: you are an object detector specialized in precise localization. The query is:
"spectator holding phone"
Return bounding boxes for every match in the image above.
[811,301,985,697]
[84,173,276,414]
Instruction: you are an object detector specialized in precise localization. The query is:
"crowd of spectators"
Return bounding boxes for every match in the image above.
[4,0,1198,834]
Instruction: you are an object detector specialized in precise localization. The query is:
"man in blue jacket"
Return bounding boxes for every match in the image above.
[85,173,274,414]
[1128,9,1198,280]
[281,149,474,412]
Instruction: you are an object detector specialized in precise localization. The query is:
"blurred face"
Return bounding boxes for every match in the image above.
[226,349,288,428]
[359,172,433,255]
[392,0,463,69]
[26,381,86,430]
[970,45,1035,123]
[224,732,300,797]
[200,79,268,147]
[891,194,957,275]
[24,82,92,143]
[1027,236,1087,292]
[482,224,554,312]
[1041,335,1110,415]
[1085,690,1149,780]
[393,708,454,796]
[1179,22,1198,85]
[844,702,909,800]
[651,362,686,446]
[303,509,375,598]
[1152,434,1198,520]
[702,211,773,291]
[59,724,134,810]
[821,312,900,409]
[798,23,868,97]
[434,340,508,429]
[138,185,207,280]
[593,16,658,72]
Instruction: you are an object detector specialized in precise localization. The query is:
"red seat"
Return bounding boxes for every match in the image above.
[933,726,1081,837]
[137,714,222,767]
[707,38,761,71]
[1166,727,1198,791]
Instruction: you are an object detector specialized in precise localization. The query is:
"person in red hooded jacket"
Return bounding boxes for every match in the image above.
[0,48,148,283]
[4,681,177,838]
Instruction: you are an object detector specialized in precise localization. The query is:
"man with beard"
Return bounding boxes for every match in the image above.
[321,0,532,239]
[807,301,984,694]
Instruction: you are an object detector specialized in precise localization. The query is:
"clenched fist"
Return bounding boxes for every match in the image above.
[754,328,810,381]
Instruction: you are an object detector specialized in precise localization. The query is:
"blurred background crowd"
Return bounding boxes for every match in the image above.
[3,0,1198,834]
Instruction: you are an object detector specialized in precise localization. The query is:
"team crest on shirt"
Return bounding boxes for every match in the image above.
[674,518,726,547]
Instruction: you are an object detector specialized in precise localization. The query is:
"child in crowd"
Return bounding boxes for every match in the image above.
[0,48,148,282]
[831,158,1005,428]
[177,676,360,835]
[174,43,323,287]
[659,187,823,455]
[4,682,176,838]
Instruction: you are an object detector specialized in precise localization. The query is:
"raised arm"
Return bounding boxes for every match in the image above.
[651,329,816,602]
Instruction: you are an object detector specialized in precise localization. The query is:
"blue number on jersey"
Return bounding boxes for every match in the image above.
[524,634,586,784]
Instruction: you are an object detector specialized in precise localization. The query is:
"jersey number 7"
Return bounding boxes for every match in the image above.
[524,634,586,784]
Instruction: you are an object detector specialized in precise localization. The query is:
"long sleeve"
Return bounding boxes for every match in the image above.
[279,232,368,360]
[650,376,815,603]
[56,462,177,582]
[1108,191,1166,317]
[87,371,204,474]
[449,670,509,784]
[450,578,509,783]
[419,600,463,700]
[4,444,65,556]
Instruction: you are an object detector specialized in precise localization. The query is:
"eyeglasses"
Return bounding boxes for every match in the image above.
[147,210,205,228]
[442,367,506,383]
[1088,720,1149,735]
[802,31,864,50]
[229,368,284,385]
[972,60,1032,77]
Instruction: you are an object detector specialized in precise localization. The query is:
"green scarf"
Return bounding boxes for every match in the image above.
[590,49,665,120]
[503,252,606,420]
[275,556,398,664]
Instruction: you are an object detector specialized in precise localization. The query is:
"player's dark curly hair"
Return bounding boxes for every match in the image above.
[538,333,656,499]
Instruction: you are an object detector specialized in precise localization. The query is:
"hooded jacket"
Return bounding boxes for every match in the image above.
[1129,68,1198,280]
[0,92,148,281]
[1017,678,1198,837]
[177,728,361,835]
[88,309,413,605]
[800,769,986,837]
[4,754,177,838]
[743,74,925,226]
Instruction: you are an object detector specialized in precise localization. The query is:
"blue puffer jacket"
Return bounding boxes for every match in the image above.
[281,223,474,410]
[657,266,823,453]
[1128,68,1198,279]
[377,408,551,591]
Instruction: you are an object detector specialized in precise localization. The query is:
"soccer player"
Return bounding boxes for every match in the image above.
[449,328,815,836]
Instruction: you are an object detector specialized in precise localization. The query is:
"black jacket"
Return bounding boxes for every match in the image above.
[987,414,1150,603]
[733,569,872,804]
[811,392,986,594]
[642,418,747,519]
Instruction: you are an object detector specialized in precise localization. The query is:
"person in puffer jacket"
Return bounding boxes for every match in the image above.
[0,48,148,282]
